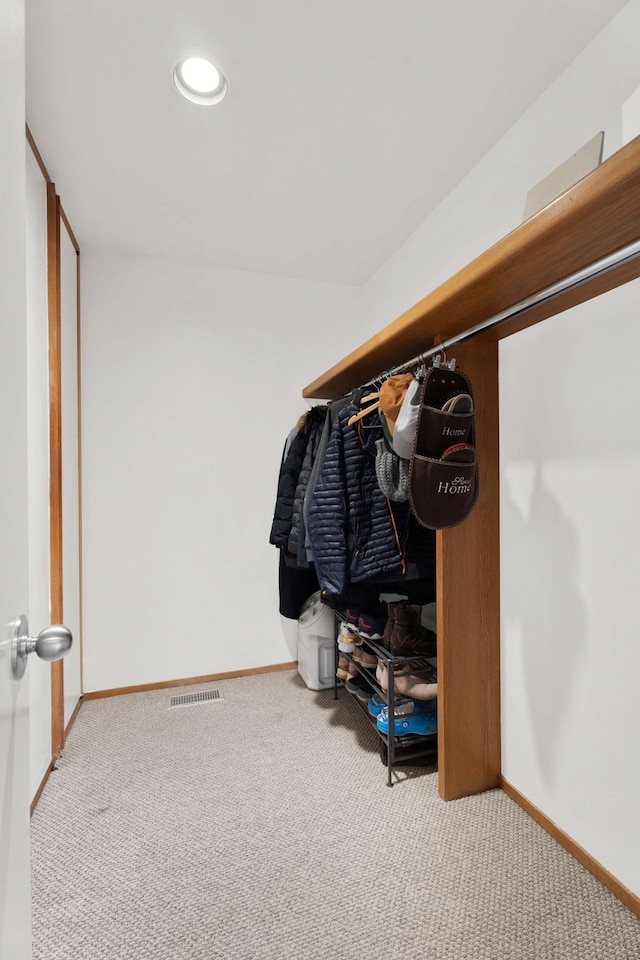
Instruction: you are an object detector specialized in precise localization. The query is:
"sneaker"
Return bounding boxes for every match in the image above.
[354,684,373,704]
[357,602,388,640]
[346,660,359,681]
[344,607,363,635]
[376,708,437,737]
[352,643,378,669]
[367,693,390,717]
[337,621,356,653]
[336,654,350,681]
[345,674,372,696]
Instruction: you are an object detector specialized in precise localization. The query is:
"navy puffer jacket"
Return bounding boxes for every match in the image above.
[307,398,434,598]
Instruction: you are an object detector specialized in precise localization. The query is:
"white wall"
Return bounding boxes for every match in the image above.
[500,283,640,897]
[360,0,640,898]
[81,251,359,692]
[25,146,51,800]
[361,2,640,332]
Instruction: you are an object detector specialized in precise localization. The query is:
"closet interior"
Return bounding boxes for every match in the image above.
[294,133,640,804]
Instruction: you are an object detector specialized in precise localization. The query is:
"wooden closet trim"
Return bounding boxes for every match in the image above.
[303,135,640,400]
[27,124,79,253]
[26,124,51,183]
[437,339,500,800]
[60,206,80,254]
[47,181,65,762]
[30,697,84,816]
[83,662,298,700]
[501,777,640,919]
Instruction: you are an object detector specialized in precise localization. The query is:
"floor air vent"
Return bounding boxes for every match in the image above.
[167,688,223,709]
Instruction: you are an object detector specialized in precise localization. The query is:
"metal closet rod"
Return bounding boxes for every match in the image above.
[377,236,640,381]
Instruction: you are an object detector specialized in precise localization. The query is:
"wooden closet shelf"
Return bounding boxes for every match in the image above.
[303,135,640,400]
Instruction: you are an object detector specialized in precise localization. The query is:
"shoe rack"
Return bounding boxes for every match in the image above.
[334,630,438,787]
[303,135,640,801]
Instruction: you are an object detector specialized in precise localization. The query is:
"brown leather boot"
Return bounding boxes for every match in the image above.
[390,604,437,657]
[382,602,400,648]
[389,603,421,654]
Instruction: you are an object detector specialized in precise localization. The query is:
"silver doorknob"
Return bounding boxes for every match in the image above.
[11,615,73,680]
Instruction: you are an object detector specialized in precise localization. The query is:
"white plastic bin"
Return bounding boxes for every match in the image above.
[297,591,336,691]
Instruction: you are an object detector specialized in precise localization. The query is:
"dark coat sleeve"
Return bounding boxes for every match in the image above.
[269,421,312,550]
[288,420,323,558]
[306,416,349,597]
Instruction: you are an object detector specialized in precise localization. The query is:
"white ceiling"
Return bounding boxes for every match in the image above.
[26,0,628,285]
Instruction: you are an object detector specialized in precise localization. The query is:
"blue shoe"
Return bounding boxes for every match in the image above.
[376,707,437,737]
[367,694,392,717]
[368,695,436,718]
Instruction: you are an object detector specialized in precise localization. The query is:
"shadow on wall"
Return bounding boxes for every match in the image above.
[502,462,587,784]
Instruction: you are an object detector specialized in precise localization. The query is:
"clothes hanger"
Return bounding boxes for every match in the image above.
[431,351,457,371]
[347,368,421,426]
[347,399,380,426]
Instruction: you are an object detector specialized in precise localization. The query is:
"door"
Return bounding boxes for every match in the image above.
[1,0,33,956]
[0,315,33,954]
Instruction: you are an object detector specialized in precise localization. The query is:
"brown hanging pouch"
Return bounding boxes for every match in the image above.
[408,364,479,529]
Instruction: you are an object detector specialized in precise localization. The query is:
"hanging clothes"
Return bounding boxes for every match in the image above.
[270,405,328,618]
[277,550,319,620]
[306,390,435,604]
[269,405,328,559]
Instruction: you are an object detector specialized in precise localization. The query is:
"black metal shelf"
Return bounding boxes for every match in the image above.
[350,690,438,749]
[333,617,438,786]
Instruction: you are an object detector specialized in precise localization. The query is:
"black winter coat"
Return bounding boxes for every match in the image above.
[269,406,327,553]
[288,421,322,559]
[307,399,435,598]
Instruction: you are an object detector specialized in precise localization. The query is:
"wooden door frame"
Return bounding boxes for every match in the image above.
[28,127,82,764]
[46,180,65,760]
[46,181,82,761]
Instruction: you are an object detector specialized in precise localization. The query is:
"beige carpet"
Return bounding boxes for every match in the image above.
[31,670,640,959]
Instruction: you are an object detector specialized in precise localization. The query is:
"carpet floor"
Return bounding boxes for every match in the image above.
[31,670,640,960]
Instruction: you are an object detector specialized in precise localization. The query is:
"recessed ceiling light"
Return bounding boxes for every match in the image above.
[173,56,228,106]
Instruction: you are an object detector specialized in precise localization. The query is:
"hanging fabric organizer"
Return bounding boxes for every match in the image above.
[302,135,640,808]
